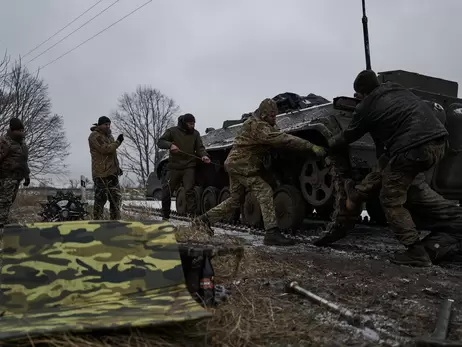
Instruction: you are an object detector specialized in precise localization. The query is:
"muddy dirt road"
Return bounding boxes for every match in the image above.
[171,217,462,347]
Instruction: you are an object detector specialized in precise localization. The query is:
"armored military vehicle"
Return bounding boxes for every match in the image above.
[152,70,462,230]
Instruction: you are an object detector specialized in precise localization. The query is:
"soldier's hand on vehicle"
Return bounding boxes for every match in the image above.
[202,156,211,164]
[117,134,124,143]
[312,145,327,157]
[23,177,30,187]
[170,144,179,153]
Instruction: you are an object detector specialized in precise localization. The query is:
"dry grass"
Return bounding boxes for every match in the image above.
[4,199,350,347]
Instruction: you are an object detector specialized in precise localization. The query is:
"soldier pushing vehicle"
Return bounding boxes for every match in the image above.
[0,118,30,227]
[88,116,124,220]
[325,70,449,267]
[192,98,327,246]
[157,113,211,220]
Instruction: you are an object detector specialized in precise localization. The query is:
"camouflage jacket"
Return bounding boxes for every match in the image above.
[0,131,30,180]
[88,126,121,179]
[224,114,316,177]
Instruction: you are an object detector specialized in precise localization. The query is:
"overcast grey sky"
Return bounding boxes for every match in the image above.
[1,0,461,185]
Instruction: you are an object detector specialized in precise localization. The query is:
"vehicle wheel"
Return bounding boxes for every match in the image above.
[299,157,333,209]
[273,185,306,230]
[241,191,263,228]
[176,187,187,215]
[193,186,203,215]
[201,186,220,214]
[218,187,240,223]
[366,197,387,225]
[152,188,162,201]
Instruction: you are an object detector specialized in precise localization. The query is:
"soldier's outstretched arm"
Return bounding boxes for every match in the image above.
[157,128,173,150]
[329,109,369,149]
[254,122,321,152]
[89,134,121,155]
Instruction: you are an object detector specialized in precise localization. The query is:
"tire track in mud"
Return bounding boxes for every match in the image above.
[124,203,462,271]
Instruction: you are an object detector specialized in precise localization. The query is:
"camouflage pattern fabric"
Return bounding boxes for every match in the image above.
[88,126,122,179]
[380,138,446,246]
[323,151,361,235]
[93,175,122,220]
[0,178,20,225]
[205,173,278,230]
[330,149,462,262]
[161,168,196,219]
[0,220,211,341]
[224,98,319,177]
[0,130,30,180]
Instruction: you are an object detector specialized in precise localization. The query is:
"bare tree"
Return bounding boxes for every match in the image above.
[68,179,80,189]
[0,53,70,176]
[112,85,178,186]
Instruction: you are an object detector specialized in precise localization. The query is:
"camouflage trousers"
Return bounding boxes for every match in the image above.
[204,173,278,230]
[0,178,20,225]
[93,175,122,220]
[378,138,446,246]
[324,151,360,235]
[161,168,196,218]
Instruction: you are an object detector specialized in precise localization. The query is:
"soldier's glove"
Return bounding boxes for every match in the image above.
[117,134,124,143]
[311,145,327,157]
[23,177,30,187]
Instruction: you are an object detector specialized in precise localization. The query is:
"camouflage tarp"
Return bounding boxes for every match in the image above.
[0,220,212,341]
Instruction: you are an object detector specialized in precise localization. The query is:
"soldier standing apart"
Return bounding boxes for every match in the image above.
[0,118,30,227]
[193,98,327,246]
[157,113,210,220]
[328,70,448,267]
[88,116,124,220]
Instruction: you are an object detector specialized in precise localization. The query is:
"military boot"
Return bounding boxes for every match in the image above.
[263,227,296,246]
[344,179,362,212]
[312,224,348,247]
[192,214,214,236]
[391,243,432,267]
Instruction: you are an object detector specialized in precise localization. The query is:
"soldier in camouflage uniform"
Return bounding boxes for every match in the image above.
[326,70,449,267]
[316,152,462,266]
[193,98,327,246]
[88,116,124,220]
[0,118,31,226]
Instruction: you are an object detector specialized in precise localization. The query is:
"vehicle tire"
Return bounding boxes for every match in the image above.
[218,187,240,223]
[152,188,162,201]
[299,157,334,210]
[193,186,203,215]
[241,191,263,228]
[273,185,306,230]
[176,187,187,215]
[201,186,220,214]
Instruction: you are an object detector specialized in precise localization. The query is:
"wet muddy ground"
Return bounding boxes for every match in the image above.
[170,217,462,347]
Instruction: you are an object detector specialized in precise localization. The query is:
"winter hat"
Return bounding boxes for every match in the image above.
[9,118,24,131]
[353,70,380,95]
[98,116,111,125]
[182,113,196,123]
